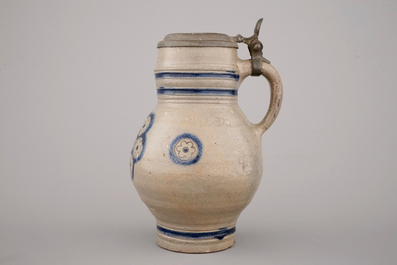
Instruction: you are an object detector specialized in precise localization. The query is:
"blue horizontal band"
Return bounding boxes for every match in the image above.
[155,72,239,81]
[157,225,236,240]
[158,87,237,96]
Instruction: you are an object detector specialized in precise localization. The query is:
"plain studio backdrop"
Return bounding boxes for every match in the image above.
[1,0,396,264]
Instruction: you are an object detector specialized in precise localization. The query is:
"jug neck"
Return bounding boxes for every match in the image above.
[155,47,241,101]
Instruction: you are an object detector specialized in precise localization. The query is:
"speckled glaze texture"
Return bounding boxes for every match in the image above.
[130,40,283,253]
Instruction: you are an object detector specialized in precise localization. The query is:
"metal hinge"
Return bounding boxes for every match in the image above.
[234,18,270,76]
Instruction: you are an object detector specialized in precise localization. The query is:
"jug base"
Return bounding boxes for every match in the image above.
[156,226,236,253]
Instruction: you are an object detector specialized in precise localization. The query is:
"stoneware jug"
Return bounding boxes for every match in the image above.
[130,19,283,253]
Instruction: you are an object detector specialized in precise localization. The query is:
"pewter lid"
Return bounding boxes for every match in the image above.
[157,33,238,48]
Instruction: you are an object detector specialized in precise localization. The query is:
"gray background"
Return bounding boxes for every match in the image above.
[1,0,396,264]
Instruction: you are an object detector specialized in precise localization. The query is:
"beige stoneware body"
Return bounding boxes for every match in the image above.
[130,40,282,253]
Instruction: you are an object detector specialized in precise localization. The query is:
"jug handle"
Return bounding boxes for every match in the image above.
[237,59,283,136]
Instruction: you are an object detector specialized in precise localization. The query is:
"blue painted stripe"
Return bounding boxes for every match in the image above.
[155,72,239,81]
[157,225,236,240]
[158,88,237,96]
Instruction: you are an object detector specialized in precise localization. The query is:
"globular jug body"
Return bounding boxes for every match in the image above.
[130,21,283,253]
